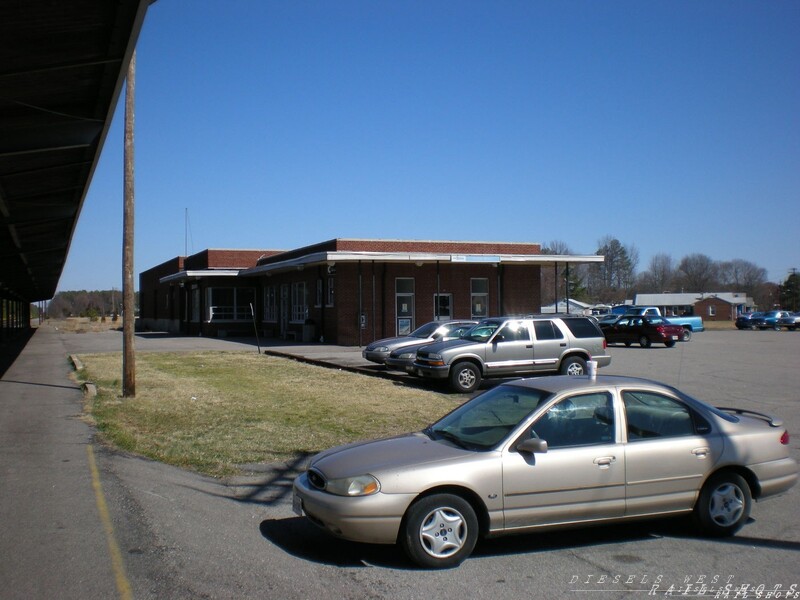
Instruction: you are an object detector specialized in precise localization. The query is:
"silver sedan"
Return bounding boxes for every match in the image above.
[293,375,798,568]
[362,320,477,365]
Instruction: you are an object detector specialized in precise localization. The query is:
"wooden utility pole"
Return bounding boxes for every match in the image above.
[122,50,136,397]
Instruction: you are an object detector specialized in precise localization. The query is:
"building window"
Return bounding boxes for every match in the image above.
[434,293,452,320]
[315,277,335,308]
[291,282,307,323]
[263,286,277,322]
[708,305,716,317]
[192,286,201,322]
[471,278,489,318]
[206,287,256,321]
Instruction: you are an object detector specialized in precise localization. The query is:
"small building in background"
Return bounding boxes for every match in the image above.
[634,292,753,321]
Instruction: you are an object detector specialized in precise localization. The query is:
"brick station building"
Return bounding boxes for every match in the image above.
[138,238,603,346]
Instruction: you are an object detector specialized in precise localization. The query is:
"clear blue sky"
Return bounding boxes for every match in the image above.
[58,0,800,291]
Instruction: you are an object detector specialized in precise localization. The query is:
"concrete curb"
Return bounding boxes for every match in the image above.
[69,354,84,371]
[260,349,409,383]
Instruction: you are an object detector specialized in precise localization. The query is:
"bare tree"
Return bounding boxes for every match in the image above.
[676,253,719,292]
[639,253,675,292]
[543,240,572,256]
[587,236,636,302]
[718,259,767,295]
[626,243,640,277]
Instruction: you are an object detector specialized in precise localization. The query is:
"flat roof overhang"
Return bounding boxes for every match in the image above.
[159,270,242,285]
[0,0,153,302]
[239,251,605,277]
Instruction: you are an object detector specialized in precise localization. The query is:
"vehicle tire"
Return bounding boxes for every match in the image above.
[694,472,752,537]
[682,329,693,342]
[665,339,676,348]
[639,335,651,348]
[773,324,781,331]
[449,362,481,393]
[400,493,479,569]
[624,341,632,347]
[560,356,587,375]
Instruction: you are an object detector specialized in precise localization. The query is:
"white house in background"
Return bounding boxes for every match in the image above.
[634,292,753,318]
[540,299,592,314]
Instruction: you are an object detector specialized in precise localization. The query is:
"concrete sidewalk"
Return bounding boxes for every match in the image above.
[0,326,121,598]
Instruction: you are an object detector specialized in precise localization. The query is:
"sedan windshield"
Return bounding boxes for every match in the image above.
[410,322,439,338]
[430,385,551,450]
[463,320,502,342]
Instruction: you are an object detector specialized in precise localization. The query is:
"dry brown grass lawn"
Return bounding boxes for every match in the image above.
[76,351,462,477]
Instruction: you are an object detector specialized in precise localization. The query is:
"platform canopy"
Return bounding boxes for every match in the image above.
[0,0,153,302]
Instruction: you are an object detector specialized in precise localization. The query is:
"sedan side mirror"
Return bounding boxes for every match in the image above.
[516,438,548,454]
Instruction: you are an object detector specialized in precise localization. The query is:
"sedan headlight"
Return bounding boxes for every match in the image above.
[399,352,415,359]
[373,346,389,353]
[326,474,381,496]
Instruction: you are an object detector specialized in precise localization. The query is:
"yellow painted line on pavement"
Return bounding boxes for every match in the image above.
[87,445,133,600]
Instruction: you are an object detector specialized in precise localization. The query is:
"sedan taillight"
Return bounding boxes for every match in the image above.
[780,430,790,445]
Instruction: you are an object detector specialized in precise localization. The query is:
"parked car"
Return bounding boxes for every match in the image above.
[735,312,764,330]
[384,322,475,372]
[292,375,798,568]
[596,314,621,326]
[413,315,611,393]
[600,314,686,348]
[362,320,477,365]
[750,311,793,331]
[778,312,800,331]
[613,306,703,341]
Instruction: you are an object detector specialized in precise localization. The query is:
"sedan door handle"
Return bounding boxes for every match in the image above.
[593,456,616,469]
[692,447,710,458]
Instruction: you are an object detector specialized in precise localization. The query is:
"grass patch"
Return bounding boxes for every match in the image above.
[77,351,461,477]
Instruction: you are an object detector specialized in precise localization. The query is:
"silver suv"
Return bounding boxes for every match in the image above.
[413,315,611,393]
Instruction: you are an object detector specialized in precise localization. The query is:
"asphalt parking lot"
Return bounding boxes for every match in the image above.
[2,326,799,599]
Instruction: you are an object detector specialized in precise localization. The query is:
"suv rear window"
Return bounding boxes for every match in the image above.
[560,317,603,338]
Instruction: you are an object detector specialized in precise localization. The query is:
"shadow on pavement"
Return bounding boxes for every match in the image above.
[0,329,35,379]
[259,517,407,568]
[260,515,799,569]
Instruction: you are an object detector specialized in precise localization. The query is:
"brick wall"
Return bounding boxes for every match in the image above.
[695,297,736,321]
[139,257,183,320]
[327,261,542,345]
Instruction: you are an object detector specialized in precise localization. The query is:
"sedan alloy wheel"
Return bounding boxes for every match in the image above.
[401,494,478,569]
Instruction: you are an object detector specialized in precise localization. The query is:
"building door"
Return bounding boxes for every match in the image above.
[396,278,414,335]
[434,293,452,321]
